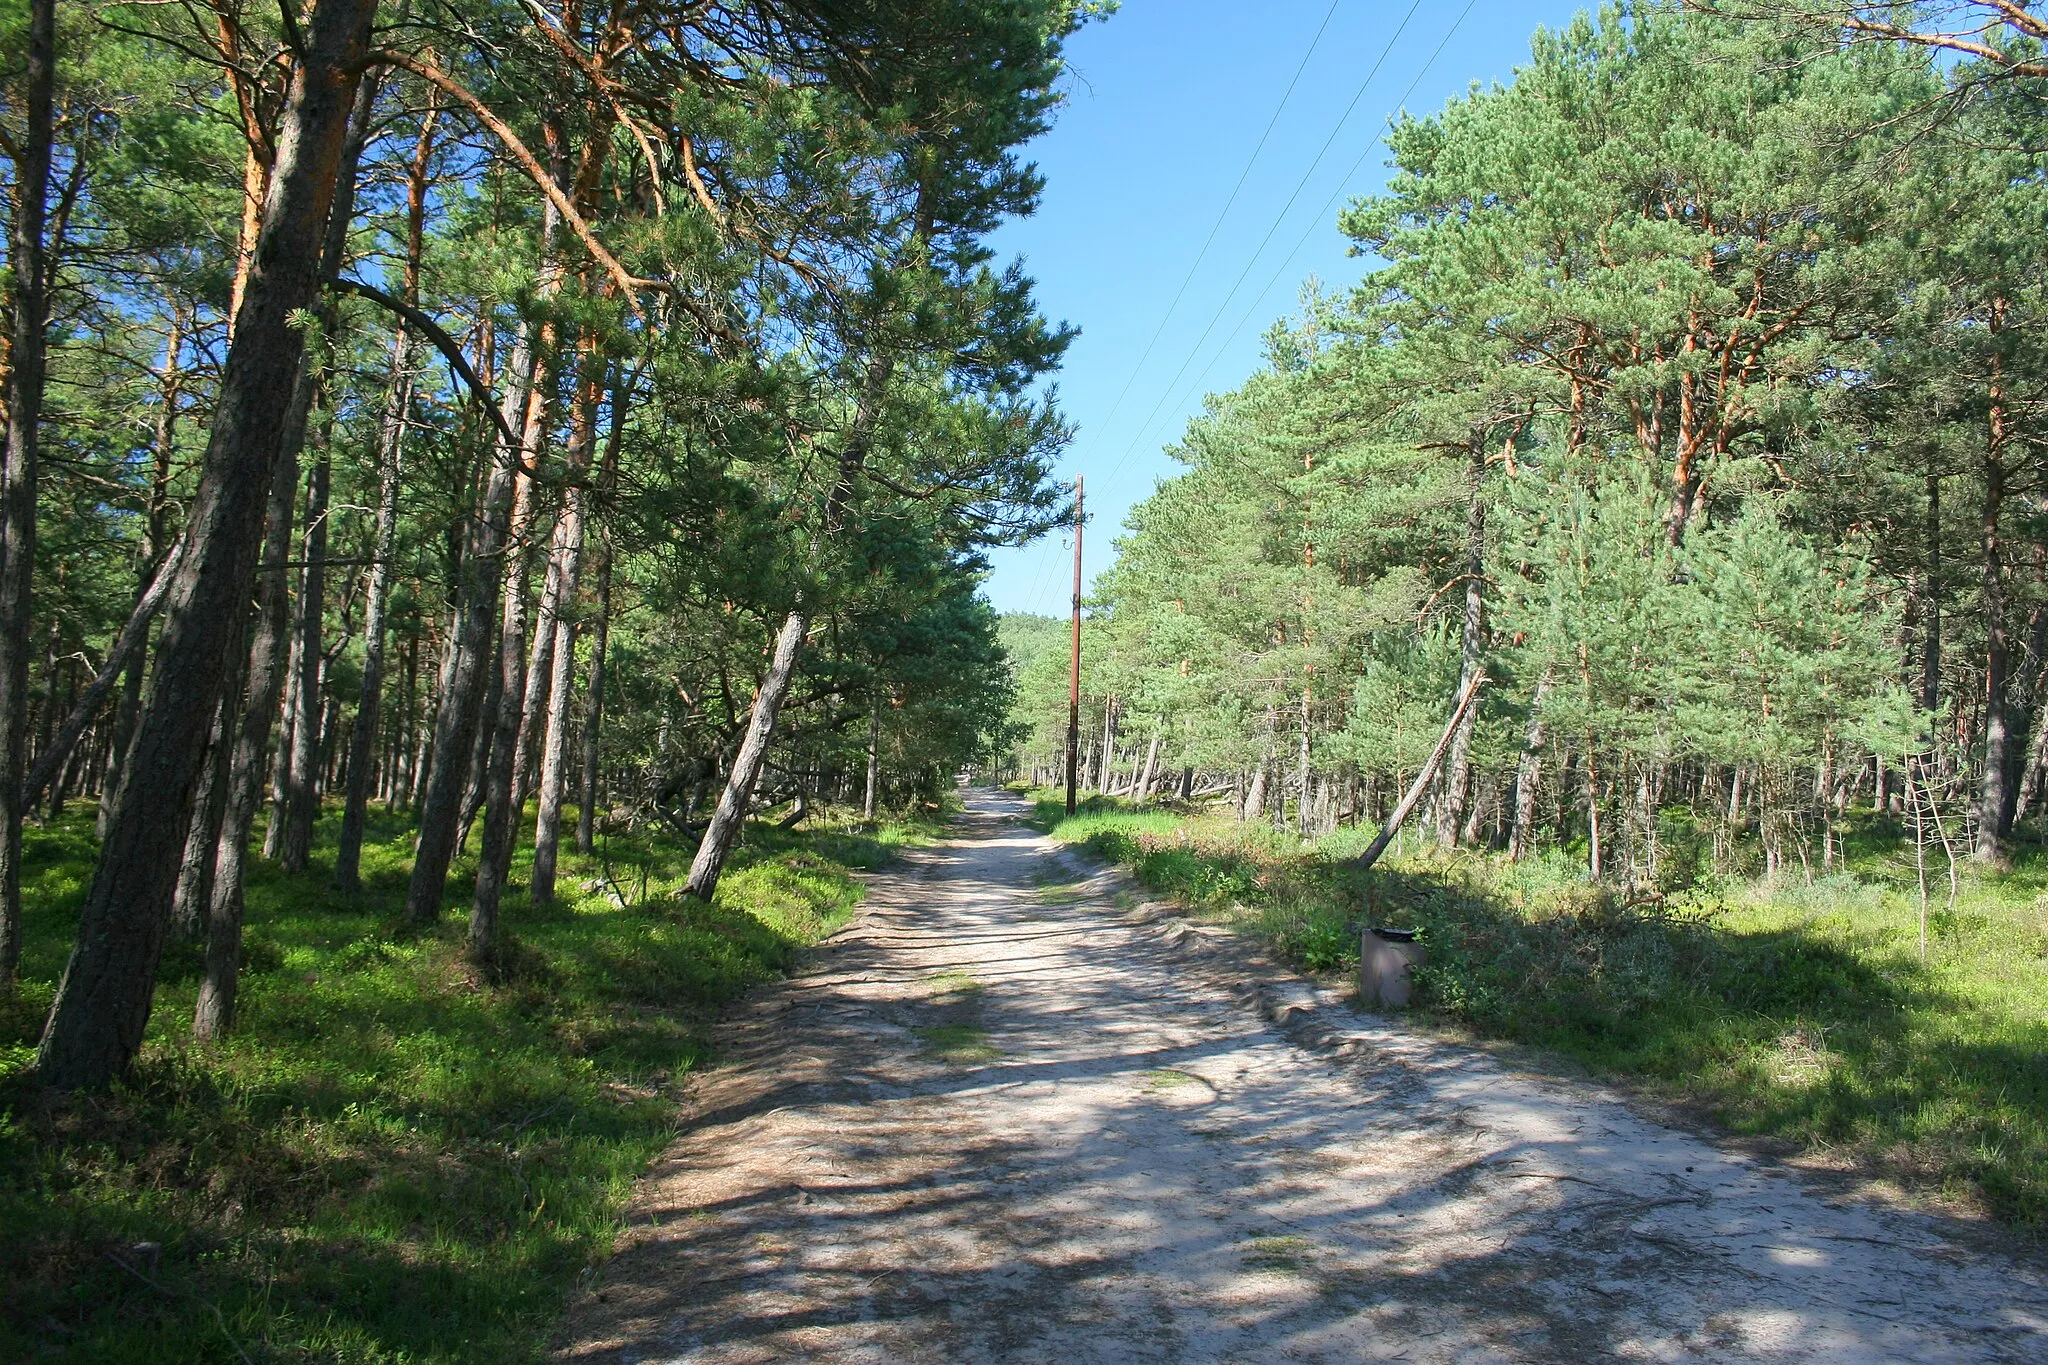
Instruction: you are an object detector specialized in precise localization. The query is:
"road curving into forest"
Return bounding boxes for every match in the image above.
[556,790,2048,1364]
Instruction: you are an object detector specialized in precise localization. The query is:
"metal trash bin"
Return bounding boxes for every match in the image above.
[1360,926,1425,1009]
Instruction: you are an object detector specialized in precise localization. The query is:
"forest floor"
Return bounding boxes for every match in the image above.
[1,803,936,1363]
[554,789,2048,1364]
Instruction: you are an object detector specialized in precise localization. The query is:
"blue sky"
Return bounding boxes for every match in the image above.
[982,0,1586,617]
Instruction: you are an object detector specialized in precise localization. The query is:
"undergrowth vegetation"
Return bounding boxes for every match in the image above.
[0,804,928,1363]
[1025,791,2048,1234]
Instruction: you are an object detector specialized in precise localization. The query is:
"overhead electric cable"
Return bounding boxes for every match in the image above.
[1144,0,1482,437]
[1085,0,1347,443]
[1098,0,1429,486]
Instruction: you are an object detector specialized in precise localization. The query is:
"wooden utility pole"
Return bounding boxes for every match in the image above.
[1066,476,1083,816]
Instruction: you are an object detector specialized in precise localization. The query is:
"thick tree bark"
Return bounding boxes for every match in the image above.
[0,0,56,989]
[37,0,379,1088]
[334,335,413,890]
[192,358,315,1045]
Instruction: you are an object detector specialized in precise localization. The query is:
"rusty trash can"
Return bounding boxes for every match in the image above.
[1359,926,1425,1009]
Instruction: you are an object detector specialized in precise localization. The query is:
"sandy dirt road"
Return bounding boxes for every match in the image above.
[556,791,2048,1363]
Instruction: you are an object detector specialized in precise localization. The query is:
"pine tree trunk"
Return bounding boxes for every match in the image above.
[575,539,611,856]
[197,72,381,1043]
[1508,672,1552,861]
[1137,731,1160,803]
[38,0,378,1087]
[405,308,546,922]
[168,694,235,941]
[0,0,54,990]
[683,331,898,899]
[1976,345,2012,865]
[468,460,543,958]
[529,385,596,904]
[194,364,314,1042]
[334,336,412,890]
[684,609,808,899]
[510,501,564,815]
[262,649,295,860]
[528,609,579,905]
[863,693,881,821]
[279,446,331,872]
[1923,471,1942,713]
[1438,433,1487,845]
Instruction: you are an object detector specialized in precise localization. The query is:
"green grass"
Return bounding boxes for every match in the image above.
[0,800,936,1363]
[912,1022,998,1064]
[1024,791,2048,1234]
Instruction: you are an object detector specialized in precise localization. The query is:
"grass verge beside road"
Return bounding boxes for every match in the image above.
[1023,790,2048,1235]
[1,805,931,1363]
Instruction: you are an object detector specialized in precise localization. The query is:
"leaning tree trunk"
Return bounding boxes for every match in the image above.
[684,338,899,901]
[102,314,185,840]
[0,0,55,991]
[1352,672,1488,874]
[37,0,379,1088]
[1437,432,1487,846]
[334,334,413,891]
[1137,731,1161,804]
[168,695,236,941]
[683,608,809,900]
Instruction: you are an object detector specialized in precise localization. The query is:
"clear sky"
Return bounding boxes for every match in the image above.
[981,0,1587,618]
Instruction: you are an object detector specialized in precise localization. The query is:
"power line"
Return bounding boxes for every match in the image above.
[1098,0,1430,487]
[1142,0,1482,440]
[1084,0,1347,446]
